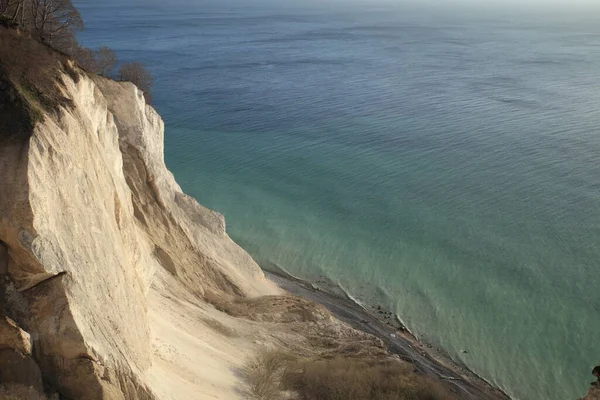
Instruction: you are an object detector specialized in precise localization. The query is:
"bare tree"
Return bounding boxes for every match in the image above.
[96,45,116,76]
[0,0,8,15]
[13,0,26,25]
[74,46,98,73]
[29,0,83,46]
[119,62,153,103]
[0,0,26,24]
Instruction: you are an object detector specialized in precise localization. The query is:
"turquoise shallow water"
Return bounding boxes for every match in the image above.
[77,1,600,399]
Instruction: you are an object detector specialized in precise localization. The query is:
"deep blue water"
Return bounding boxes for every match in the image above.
[77,1,600,399]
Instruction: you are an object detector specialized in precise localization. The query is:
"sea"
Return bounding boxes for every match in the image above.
[75,1,600,399]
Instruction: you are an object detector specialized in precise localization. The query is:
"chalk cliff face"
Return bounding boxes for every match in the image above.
[0,67,278,399]
[0,37,507,400]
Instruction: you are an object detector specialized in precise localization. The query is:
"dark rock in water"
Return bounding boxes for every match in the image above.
[461,350,469,354]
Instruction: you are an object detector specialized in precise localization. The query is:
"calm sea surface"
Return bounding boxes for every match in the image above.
[77,1,600,398]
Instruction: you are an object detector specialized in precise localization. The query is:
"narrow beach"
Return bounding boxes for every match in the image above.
[266,270,511,400]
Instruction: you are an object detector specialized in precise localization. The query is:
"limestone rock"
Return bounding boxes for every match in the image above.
[0,316,31,355]
[0,66,278,399]
[0,315,45,400]
[0,348,46,400]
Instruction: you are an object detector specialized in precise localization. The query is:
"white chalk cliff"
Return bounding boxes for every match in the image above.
[0,36,507,400]
[0,66,282,399]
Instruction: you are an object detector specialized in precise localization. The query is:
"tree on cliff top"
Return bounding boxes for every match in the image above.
[29,0,83,47]
[96,45,116,76]
[0,0,10,16]
[119,62,153,104]
[0,0,27,26]
[73,46,98,73]
[1,0,154,103]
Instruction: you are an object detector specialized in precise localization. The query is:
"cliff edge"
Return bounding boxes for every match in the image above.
[0,28,281,399]
[0,28,508,400]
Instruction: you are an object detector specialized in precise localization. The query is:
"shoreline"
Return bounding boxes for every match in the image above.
[264,268,511,400]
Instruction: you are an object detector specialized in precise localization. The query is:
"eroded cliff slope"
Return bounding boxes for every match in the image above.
[1,29,510,400]
[0,32,280,399]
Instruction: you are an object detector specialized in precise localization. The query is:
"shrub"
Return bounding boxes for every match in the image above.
[73,46,98,73]
[119,62,152,103]
[242,351,457,400]
[0,27,74,141]
[96,45,115,76]
[243,350,296,400]
[284,357,456,400]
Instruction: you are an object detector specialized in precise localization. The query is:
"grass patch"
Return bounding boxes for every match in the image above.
[243,350,297,400]
[285,357,456,400]
[243,351,457,400]
[201,317,238,338]
[203,291,326,323]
